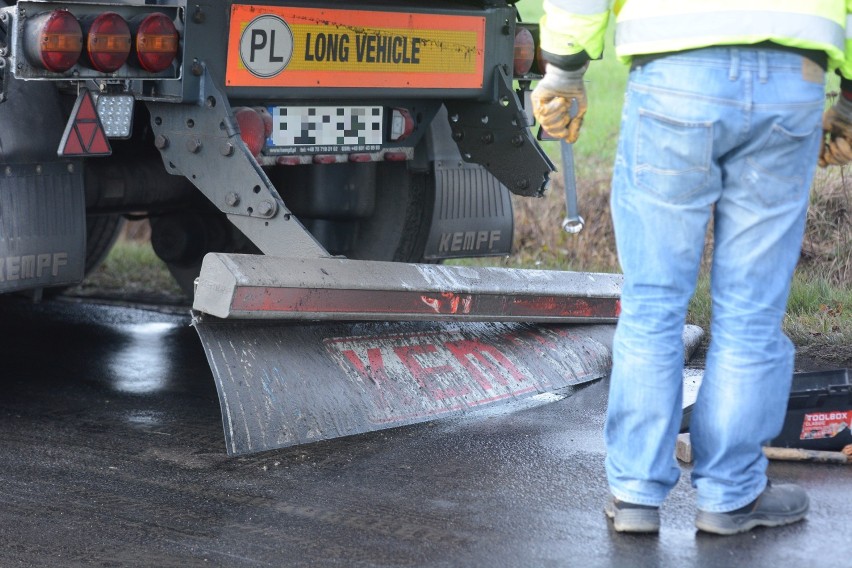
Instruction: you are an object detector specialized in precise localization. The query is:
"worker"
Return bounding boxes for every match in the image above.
[532,1,852,535]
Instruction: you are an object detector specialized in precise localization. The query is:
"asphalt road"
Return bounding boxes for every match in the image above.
[0,295,849,567]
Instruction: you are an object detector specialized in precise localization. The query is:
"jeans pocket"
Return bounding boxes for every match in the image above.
[743,123,817,206]
[634,109,713,203]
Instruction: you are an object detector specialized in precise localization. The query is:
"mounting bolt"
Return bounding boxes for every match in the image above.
[514,178,530,191]
[220,142,235,156]
[225,192,240,207]
[257,200,274,217]
[192,7,206,24]
[451,130,464,142]
[191,60,203,76]
[511,133,525,147]
[154,134,169,150]
[480,132,494,145]
[186,137,202,153]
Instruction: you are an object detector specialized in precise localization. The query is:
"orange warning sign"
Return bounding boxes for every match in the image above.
[225,5,485,89]
[58,91,111,157]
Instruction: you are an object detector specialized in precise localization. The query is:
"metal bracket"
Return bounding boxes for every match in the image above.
[444,66,554,197]
[145,64,328,258]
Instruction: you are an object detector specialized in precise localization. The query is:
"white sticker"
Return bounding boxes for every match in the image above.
[239,15,294,78]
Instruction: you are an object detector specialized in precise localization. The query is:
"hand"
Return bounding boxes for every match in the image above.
[820,96,852,167]
[531,63,588,143]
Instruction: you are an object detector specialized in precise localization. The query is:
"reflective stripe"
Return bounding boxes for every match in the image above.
[617,12,845,52]
[548,0,611,16]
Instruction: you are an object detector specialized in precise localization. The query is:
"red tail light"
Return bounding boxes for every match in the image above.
[513,27,535,76]
[234,107,266,157]
[25,10,83,72]
[85,12,131,72]
[133,13,179,73]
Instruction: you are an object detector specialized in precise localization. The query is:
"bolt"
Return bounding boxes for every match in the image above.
[154,134,169,149]
[0,47,7,57]
[191,61,203,76]
[192,7,206,24]
[35,164,42,175]
[480,132,494,145]
[514,178,530,191]
[225,192,240,207]
[5,166,12,176]
[451,130,464,142]
[257,200,274,217]
[511,133,525,147]
[186,137,202,153]
[67,163,75,174]
[220,142,235,156]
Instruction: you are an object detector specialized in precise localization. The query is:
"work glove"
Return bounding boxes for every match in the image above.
[820,96,852,167]
[531,63,588,144]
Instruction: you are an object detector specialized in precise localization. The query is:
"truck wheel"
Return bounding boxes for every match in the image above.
[83,214,125,276]
[348,161,434,263]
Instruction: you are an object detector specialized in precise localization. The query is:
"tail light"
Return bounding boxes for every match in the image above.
[513,27,535,77]
[84,12,131,72]
[24,10,83,72]
[253,107,274,139]
[132,13,179,73]
[234,107,267,157]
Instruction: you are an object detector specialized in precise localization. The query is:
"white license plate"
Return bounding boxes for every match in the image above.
[268,106,383,148]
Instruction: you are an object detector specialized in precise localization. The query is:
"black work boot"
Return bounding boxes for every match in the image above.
[695,482,809,535]
[604,496,661,533]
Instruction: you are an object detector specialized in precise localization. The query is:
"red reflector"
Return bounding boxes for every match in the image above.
[234,107,266,157]
[133,13,179,73]
[25,10,83,72]
[313,155,338,164]
[513,27,535,76]
[390,108,415,142]
[58,90,112,157]
[276,156,303,166]
[253,107,274,138]
[384,152,408,162]
[348,153,372,163]
[85,12,131,72]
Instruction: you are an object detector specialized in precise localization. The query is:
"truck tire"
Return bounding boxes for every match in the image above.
[84,214,125,276]
[348,161,434,263]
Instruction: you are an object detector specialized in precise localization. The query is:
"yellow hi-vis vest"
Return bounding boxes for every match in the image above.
[540,0,852,78]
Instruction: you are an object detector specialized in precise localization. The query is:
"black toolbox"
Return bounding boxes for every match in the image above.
[770,369,851,451]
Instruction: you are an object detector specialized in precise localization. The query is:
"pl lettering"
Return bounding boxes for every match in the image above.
[250,29,286,63]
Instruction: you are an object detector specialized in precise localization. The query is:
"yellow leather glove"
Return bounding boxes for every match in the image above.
[531,63,588,143]
[820,96,852,167]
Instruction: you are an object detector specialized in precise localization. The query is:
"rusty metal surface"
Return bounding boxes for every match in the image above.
[194,315,704,456]
[193,253,623,322]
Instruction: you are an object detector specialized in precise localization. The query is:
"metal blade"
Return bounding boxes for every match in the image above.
[194,315,705,455]
[193,253,622,322]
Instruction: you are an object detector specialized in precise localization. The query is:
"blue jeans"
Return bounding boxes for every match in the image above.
[604,48,824,513]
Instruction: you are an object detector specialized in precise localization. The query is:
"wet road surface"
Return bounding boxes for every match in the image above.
[0,295,850,567]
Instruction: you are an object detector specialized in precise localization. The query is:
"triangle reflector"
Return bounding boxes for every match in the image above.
[57,91,112,157]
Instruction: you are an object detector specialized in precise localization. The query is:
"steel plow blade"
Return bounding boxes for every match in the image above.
[194,315,704,456]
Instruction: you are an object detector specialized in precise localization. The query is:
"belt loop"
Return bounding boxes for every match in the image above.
[729,48,739,81]
[758,50,768,83]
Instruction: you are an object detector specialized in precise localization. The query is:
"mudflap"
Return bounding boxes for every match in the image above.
[194,314,704,455]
